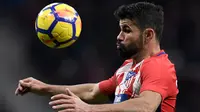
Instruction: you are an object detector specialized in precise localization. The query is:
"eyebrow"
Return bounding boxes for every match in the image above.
[120,24,131,28]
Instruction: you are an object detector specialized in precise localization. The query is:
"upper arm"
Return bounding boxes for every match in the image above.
[88,75,117,103]
[92,83,105,97]
[83,83,109,103]
[98,75,117,95]
[89,75,117,103]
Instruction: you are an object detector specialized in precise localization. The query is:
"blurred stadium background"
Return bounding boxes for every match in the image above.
[0,0,199,112]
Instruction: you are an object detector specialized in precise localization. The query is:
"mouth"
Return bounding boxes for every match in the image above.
[116,43,120,49]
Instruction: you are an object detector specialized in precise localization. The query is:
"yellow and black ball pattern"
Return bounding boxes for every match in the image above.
[35,3,82,48]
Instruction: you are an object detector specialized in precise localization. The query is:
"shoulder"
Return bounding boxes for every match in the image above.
[140,53,176,81]
[142,53,174,70]
[139,52,178,98]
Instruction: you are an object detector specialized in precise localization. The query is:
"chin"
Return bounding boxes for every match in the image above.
[117,43,140,59]
[117,50,133,59]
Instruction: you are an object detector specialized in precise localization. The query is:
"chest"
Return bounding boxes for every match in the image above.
[113,61,143,103]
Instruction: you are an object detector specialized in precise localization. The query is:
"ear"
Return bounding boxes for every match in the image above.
[143,28,154,44]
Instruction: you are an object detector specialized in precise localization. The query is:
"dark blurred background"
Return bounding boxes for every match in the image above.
[0,0,199,112]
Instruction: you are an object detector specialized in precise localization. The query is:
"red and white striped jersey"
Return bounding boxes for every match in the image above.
[99,50,179,112]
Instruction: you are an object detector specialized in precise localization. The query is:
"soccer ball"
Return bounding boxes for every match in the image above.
[35,3,82,48]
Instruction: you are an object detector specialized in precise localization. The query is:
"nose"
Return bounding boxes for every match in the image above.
[117,31,124,41]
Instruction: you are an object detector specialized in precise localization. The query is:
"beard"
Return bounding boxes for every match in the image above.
[117,37,142,59]
[117,43,139,59]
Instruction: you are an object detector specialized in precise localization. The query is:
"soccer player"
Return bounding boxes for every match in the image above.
[15,2,178,112]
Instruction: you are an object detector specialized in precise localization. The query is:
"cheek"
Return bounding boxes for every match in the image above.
[124,34,133,42]
[127,36,143,49]
[137,36,144,48]
[124,34,138,45]
[123,36,132,47]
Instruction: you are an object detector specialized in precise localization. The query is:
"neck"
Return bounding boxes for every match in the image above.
[132,44,161,64]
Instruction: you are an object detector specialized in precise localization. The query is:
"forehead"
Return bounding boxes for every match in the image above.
[119,19,137,28]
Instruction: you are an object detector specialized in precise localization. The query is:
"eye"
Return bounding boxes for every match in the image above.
[122,26,131,33]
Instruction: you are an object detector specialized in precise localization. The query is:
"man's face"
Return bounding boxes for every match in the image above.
[116,19,143,59]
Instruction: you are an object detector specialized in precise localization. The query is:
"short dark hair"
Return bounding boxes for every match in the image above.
[114,2,164,42]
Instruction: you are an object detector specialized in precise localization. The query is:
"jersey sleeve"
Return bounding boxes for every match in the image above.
[139,59,170,101]
[98,75,117,95]
[98,59,132,95]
